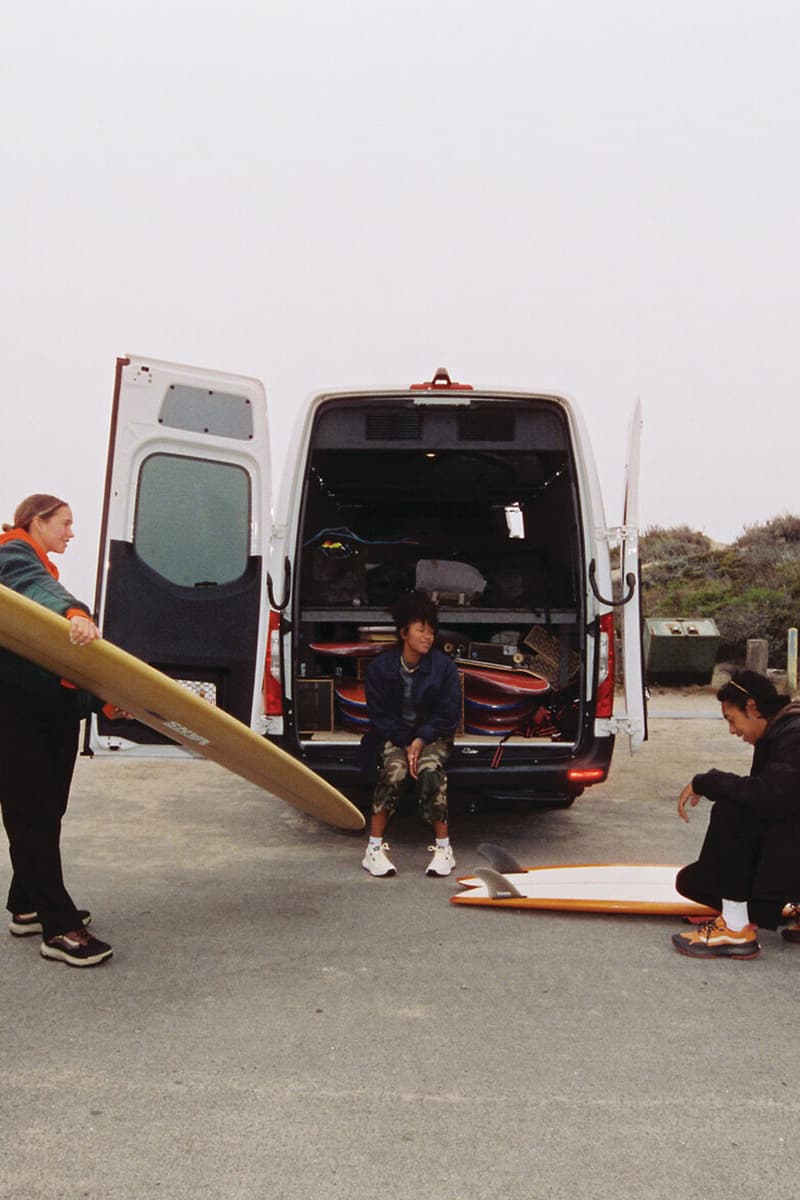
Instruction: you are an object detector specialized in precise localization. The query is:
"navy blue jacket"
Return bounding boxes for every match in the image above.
[360,646,461,776]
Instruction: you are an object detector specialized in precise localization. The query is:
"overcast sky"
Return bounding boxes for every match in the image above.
[2,1,798,598]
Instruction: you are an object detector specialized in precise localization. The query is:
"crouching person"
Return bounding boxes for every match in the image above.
[672,670,800,960]
[360,592,461,877]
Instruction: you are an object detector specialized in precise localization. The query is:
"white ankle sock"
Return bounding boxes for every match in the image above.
[369,836,383,849]
[722,898,750,931]
[435,837,450,849]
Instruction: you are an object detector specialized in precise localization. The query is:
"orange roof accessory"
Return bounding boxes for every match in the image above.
[410,367,474,391]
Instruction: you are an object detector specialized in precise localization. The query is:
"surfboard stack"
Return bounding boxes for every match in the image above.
[334,667,555,739]
[461,669,553,736]
[334,679,370,731]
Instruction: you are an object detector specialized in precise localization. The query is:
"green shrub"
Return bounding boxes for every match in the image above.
[640,517,800,665]
[735,514,800,549]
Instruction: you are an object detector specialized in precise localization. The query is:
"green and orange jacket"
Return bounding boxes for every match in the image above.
[0,528,98,708]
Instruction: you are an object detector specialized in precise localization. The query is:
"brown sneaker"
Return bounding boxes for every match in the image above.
[781,903,800,943]
[40,928,113,967]
[672,916,760,959]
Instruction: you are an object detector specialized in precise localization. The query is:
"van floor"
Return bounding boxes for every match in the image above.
[299,732,569,745]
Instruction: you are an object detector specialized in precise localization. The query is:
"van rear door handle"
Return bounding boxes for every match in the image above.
[588,559,636,607]
[267,556,292,611]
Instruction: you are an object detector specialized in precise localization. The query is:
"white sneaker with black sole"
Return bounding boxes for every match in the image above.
[362,842,396,876]
[426,845,456,876]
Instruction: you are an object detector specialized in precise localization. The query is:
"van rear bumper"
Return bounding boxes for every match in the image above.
[275,733,615,802]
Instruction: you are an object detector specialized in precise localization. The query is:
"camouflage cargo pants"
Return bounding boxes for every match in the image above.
[371,737,453,825]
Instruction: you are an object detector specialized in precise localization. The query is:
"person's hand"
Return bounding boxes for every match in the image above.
[68,614,101,646]
[678,782,701,823]
[407,737,425,780]
[104,705,132,721]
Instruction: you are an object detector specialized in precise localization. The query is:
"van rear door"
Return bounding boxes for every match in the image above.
[620,398,647,750]
[88,355,271,755]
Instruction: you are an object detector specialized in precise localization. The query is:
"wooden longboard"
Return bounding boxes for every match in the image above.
[0,585,364,831]
[452,862,716,916]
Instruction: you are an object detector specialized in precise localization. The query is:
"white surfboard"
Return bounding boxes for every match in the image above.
[452,862,715,915]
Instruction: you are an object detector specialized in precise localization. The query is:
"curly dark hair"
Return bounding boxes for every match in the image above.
[390,590,439,635]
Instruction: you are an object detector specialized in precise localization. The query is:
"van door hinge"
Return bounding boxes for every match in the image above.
[605,525,638,550]
[606,714,646,742]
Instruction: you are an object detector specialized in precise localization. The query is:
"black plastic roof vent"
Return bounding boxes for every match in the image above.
[365,411,422,440]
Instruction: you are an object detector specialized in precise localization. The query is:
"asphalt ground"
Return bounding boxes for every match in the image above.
[2,691,799,1200]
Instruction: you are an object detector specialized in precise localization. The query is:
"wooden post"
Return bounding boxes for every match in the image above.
[746,638,769,676]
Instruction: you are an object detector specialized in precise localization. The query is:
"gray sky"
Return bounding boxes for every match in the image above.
[2,1,798,598]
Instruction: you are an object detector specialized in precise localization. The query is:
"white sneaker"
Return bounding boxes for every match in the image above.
[362,842,396,876]
[426,844,456,876]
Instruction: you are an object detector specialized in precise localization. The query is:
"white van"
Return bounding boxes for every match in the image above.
[89,356,646,809]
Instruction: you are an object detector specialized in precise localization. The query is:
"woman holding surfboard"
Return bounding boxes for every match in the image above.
[361,592,462,877]
[672,670,800,960]
[0,494,117,967]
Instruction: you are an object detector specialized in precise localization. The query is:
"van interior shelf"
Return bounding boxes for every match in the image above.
[300,608,577,625]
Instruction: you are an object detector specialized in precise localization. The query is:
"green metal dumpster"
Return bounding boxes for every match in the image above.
[644,618,720,685]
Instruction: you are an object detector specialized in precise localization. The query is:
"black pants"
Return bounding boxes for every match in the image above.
[675,798,785,930]
[0,681,83,939]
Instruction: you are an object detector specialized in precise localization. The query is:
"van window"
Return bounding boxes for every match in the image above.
[134,453,250,587]
[159,384,255,440]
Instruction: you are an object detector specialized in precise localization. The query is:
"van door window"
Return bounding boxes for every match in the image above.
[134,453,250,587]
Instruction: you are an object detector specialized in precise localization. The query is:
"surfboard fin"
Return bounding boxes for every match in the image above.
[474,867,524,899]
[477,843,524,874]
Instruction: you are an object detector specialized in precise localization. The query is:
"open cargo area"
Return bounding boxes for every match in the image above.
[288,395,591,790]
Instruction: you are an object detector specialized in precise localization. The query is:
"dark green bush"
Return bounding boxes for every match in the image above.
[639,518,800,665]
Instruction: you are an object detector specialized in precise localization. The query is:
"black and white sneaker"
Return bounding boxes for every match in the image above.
[40,928,113,967]
[9,910,92,937]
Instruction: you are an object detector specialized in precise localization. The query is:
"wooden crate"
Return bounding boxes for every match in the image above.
[295,678,334,733]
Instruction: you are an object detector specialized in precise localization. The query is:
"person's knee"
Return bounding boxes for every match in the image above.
[417,764,444,789]
[676,863,719,911]
[708,797,758,834]
[675,864,695,899]
[383,757,409,786]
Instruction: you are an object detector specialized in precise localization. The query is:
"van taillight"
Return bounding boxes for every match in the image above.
[596,612,615,718]
[568,767,608,783]
[263,610,283,716]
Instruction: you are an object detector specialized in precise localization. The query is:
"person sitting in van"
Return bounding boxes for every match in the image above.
[361,591,462,877]
[672,670,800,960]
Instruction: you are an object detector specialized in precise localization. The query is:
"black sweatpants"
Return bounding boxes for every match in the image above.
[0,680,84,939]
[675,798,785,930]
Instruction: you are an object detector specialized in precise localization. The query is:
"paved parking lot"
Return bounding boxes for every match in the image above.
[2,692,798,1200]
